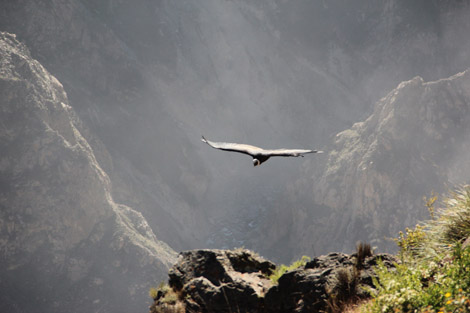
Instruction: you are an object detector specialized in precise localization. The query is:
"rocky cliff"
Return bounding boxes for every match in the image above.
[2,3,470,311]
[150,248,396,313]
[2,0,470,262]
[272,69,470,258]
[0,32,176,313]
[0,0,212,252]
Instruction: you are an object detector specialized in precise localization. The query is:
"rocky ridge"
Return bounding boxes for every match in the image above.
[0,32,176,313]
[0,0,212,252]
[2,2,470,311]
[151,248,397,313]
[2,0,470,263]
[276,69,470,257]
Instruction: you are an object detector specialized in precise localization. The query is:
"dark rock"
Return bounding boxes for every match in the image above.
[169,250,233,289]
[305,252,355,269]
[153,248,398,313]
[167,249,274,313]
[265,268,329,313]
[183,276,261,313]
[266,252,397,312]
[226,250,275,276]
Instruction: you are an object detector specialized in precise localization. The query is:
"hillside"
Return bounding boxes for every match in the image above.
[0,32,176,313]
[260,69,470,259]
[2,1,470,312]
[150,187,470,313]
[2,1,470,261]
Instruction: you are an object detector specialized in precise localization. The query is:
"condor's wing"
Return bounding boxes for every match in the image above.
[263,148,323,157]
[201,136,264,156]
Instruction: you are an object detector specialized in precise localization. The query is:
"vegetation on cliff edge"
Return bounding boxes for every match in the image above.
[268,255,311,283]
[148,186,470,313]
[358,186,470,313]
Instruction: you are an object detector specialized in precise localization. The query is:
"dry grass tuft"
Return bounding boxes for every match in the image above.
[355,241,373,270]
[326,267,361,313]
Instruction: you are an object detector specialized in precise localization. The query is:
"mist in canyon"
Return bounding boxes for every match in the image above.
[2,1,470,312]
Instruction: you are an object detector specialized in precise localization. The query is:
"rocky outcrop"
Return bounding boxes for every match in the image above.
[151,248,397,313]
[3,0,470,300]
[0,32,176,313]
[2,0,470,263]
[0,0,212,252]
[279,69,470,257]
[165,249,275,313]
[266,251,396,313]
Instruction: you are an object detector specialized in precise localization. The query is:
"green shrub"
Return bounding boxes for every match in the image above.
[392,187,470,262]
[362,186,470,313]
[394,224,428,262]
[149,287,159,300]
[149,282,185,313]
[365,244,470,312]
[149,282,178,303]
[269,255,311,283]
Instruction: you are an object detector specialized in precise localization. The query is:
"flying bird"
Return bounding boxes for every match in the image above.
[201,136,323,166]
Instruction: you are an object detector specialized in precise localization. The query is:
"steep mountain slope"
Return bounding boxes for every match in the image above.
[0,0,356,221]
[270,69,470,258]
[2,0,470,262]
[0,0,212,252]
[0,32,176,313]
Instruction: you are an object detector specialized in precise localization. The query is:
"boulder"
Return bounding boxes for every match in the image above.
[167,249,275,313]
[265,252,397,312]
[152,248,398,313]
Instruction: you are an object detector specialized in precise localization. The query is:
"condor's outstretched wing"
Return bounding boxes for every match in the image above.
[201,136,263,156]
[263,148,323,157]
[201,136,323,157]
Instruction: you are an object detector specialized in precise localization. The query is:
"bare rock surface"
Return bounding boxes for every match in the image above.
[167,249,275,313]
[151,248,397,313]
[0,32,176,313]
[2,0,470,265]
[265,252,396,313]
[275,68,470,258]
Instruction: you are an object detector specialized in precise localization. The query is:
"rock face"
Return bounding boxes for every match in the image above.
[278,69,470,257]
[2,1,470,303]
[166,249,275,313]
[0,0,212,253]
[151,248,397,313]
[0,32,176,313]
[2,0,470,263]
[265,252,396,313]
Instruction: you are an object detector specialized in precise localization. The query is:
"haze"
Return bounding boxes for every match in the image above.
[2,1,470,311]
